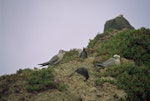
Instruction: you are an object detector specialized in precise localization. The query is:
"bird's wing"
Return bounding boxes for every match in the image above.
[102,58,116,67]
[38,55,59,66]
[49,55,59,63]
[94,62,105,67]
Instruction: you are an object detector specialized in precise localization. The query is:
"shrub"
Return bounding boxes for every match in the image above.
[96,28,150,66]
[106,64,150,101]
[25,68,66,92]
[121,28,150,66]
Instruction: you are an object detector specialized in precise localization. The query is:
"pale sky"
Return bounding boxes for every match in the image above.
[0,0,150,75]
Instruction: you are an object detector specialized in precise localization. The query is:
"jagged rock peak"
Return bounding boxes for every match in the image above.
[104,14,134,32]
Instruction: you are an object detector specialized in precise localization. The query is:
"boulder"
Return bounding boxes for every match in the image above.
[104,15,134,32]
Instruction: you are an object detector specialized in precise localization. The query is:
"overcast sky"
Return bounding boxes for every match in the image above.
[0,0,150,75]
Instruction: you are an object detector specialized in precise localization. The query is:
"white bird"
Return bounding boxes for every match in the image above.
[95,54,120,68]
[38,50,66,67]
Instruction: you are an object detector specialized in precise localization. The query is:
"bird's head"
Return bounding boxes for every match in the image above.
[83,47,86,51]
[113,54,120,59]
[59,50,66,55]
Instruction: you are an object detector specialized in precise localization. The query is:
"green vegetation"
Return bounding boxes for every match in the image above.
[91,28,150,66]
[25,68,66,92]
[57,82,67,91]
[95,78,115,86]
[17,68,33,78]
[89,27,150,101]
[121,28,150,66]
[105,64,150,101]
[88,33,102,49]
[61,49,78,63]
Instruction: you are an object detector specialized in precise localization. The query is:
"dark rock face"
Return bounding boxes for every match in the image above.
[104,15,134,32]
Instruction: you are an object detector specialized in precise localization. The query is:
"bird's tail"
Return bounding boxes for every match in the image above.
[38,63,45,67]
[94,63,105,67]
[38,61,49,67]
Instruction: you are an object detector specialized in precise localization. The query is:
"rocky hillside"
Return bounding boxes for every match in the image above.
[0,16,150,101]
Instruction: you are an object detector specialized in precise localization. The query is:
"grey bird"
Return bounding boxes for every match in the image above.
[38,50,66,67]
[79,48,88,59]
[95,54,120,68]
[75,67,89,81]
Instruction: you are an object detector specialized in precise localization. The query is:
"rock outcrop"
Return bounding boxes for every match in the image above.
[104,15,134,32]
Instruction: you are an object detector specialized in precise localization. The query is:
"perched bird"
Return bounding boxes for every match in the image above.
[79,48,88,59]
[95,54,120,68]
[38,50,65,67]
[75,67,89,81]
[75,48,82,57]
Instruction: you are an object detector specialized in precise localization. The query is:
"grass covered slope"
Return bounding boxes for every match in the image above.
[105,64,150,101]
[88,27,150,66]
[88,27,150,101]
